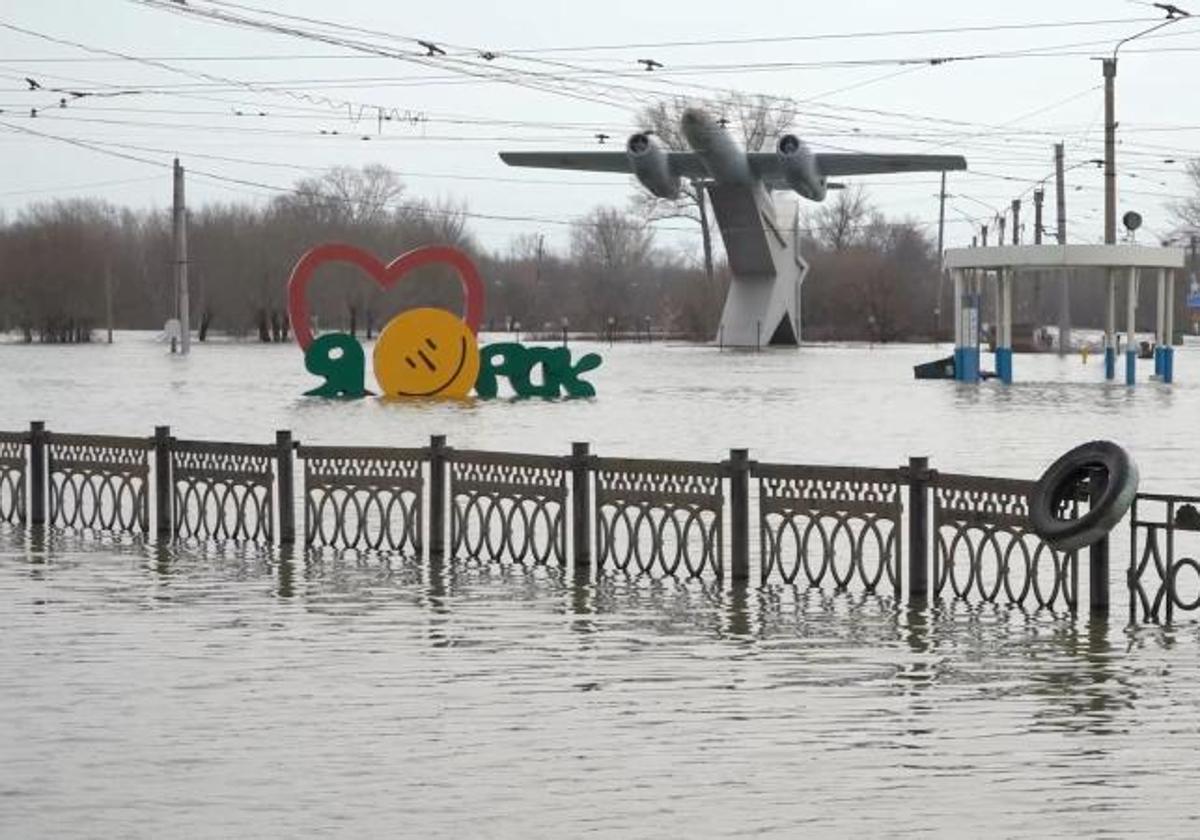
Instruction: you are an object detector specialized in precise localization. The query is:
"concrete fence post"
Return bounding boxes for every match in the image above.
[570,442,591,571]
[276,430,295,546]
[729,448,751,584]
[154,425,172,541]
[905,456,932,606]
[29,420,46,528]
[429,435,447,559]
[1089,473,1110,617]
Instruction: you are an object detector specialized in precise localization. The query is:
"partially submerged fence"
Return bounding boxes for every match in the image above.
[0,420,1192,625]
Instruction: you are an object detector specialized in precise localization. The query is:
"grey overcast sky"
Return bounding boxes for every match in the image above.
[2,0,1199,256]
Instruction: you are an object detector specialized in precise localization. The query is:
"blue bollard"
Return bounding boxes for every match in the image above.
[1126,349,1137,386]
[1104,346,1116,380]
[996,347,1013,384]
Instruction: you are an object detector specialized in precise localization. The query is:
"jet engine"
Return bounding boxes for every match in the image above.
[776,134,826,202]
[626,132,680,199]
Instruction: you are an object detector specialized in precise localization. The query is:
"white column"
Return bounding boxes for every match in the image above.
[953,269,963,349]
[1107,269,1117,350]
[1002,270,1013,349]
[1126,267,1138,353]
[1157,268,1166,346]
[1167,269,1176,345]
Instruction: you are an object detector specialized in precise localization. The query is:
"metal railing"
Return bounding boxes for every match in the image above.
[2,420,1194,625]
[932,473,1079,613]
[1130,493,1200,623]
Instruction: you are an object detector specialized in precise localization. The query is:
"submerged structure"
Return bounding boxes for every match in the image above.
[500,108,966,348]
[944,244,1186,385]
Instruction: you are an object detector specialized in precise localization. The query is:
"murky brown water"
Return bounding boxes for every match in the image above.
[3,336,1200,837]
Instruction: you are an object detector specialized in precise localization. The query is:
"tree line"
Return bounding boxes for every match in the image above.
[5,161,1171,346]
[0,162,964,345]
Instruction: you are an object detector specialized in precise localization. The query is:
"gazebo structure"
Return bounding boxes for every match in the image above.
[943,244,1186,385]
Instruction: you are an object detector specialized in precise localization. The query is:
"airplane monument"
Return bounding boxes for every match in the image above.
[501,108,967,347]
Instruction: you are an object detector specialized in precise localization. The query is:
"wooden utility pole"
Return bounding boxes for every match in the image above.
[1054,143,1071,354]
[173,158,191,355]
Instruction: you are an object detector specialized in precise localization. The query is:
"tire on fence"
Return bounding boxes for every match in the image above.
[1030,440,1139,552]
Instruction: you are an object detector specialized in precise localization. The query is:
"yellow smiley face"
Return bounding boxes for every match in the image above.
[373,308,480,398]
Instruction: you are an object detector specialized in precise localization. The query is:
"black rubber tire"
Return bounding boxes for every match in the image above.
[1030,441,1139,553]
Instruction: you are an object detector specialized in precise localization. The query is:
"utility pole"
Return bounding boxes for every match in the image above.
[1055,143,1071,354]
[1011,199,1021,245]
[1054,145,1067,244]
[1102,58,1118,377]
[173,157,191,355]
[1033,189,1044,327]
[936,171,947,335]
[1103,59,1117,246]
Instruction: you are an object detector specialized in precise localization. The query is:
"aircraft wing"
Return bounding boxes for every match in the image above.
[812,153,967,177]
[749,152,966,186]
[499,151,710,179]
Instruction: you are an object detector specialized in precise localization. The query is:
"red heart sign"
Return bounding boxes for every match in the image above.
[287,243,485,351]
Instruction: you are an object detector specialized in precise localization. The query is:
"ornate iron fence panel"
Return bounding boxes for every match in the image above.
[755,464,902,596]
[593,457,724,579]
[449,450,567,565]
[933,473,1077,612]
[171,439,275,545]
[298,445,424,555]
[0,431,26,526]
[1129,493,1200,623]
[46,433,151,534]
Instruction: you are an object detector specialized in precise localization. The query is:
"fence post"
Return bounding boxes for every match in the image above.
[429,434,447,558]
[1089,473,1110,617]
[571,442,591,571]
[276,430,295,546]
[729,448,751,584]
[154,425,172,541]
[905,456,931,606]
[29,420,46,527]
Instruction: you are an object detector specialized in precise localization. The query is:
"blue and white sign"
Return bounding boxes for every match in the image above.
[1189,274,1200,310]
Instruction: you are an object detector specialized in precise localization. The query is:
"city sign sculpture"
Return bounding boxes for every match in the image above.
[287,243,601,399]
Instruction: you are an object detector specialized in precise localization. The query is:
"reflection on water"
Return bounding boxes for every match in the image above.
[4,531,1200,838]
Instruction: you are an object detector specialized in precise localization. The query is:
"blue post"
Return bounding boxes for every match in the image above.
[961,346,980,383]
[1154,345,1164,377]
[953,346,963,381]
[996,347,1013,384]
[1104,346,1116,380]
[1125,349,1137,386]
[1164,346,1175,384]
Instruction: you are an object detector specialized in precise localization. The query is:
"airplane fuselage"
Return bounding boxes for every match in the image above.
[680,108,755,185]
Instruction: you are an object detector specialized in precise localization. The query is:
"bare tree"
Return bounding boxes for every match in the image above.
[810,186,873,251]
[1171,160,1200,232]
[277,163,405,226]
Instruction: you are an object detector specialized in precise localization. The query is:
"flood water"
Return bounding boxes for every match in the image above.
[3,334,1200,837]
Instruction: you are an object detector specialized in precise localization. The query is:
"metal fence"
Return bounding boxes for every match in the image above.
[2,420,1195,625]
[932,473,1078,613]
[1129,493,1200,623]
